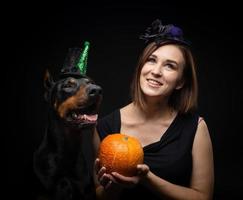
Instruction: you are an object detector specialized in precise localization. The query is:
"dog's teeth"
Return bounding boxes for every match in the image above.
[80,115,85,120]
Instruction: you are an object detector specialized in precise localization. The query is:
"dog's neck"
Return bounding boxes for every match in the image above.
[46,110,95,176]
[48,112,94,148]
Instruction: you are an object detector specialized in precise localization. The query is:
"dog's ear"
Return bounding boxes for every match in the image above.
[44,70,55,102]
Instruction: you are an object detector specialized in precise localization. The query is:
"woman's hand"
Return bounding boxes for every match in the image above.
[95,158,122,200]
[95,158,110,189]
[110,164,150,188]
[95,157,150,190]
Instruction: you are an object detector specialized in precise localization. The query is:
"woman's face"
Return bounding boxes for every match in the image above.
[140,44,185,99]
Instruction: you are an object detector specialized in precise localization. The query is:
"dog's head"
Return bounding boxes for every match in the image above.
[43,42,102,128]
[44,71,102,128]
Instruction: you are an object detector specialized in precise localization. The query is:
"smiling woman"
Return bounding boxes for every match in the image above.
[139,45,185,99]
[93,19,214,200]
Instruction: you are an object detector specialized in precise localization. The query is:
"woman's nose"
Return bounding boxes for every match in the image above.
[151,65,162,76]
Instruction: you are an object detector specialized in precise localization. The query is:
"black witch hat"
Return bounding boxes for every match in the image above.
[59,41,90,79]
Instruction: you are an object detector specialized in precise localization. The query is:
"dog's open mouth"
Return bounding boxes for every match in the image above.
[70,113,98,123]
[66,102,99,125]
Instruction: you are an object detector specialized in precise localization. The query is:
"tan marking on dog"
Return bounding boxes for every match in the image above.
[57,86,88,118]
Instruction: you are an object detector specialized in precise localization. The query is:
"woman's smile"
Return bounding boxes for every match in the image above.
[146,78,163,88]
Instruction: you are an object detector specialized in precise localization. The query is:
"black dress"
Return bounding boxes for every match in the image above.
[96,109,199,199]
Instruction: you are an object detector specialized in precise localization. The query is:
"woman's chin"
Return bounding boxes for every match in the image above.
[141,87,163,96]
[142,90,163,98]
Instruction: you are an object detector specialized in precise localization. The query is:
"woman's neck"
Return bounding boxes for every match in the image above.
[128,101,175,123]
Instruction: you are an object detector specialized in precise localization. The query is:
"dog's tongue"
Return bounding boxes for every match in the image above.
[85,114,98,122]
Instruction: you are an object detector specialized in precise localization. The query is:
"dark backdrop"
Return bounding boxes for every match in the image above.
[7,1,242,200]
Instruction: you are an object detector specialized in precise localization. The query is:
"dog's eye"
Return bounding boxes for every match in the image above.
[84,78,94,84]
[62,80,77,88]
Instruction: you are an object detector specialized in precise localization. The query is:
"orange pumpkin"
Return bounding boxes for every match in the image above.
[98,133,144,176]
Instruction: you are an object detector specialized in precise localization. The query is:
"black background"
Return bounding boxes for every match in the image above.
[7,1,243,199]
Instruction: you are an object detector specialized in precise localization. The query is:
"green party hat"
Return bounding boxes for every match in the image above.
[77,41,90,75]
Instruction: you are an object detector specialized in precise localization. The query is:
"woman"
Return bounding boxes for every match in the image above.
[93,19,214,200]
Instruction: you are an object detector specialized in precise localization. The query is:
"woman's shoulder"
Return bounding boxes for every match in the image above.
[176,111,202,135]
[181,112,210,139]
[179,111,200,123]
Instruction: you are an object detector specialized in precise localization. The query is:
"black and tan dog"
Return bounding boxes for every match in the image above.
[34,44,102,200]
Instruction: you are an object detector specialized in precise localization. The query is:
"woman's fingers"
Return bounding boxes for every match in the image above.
[95,158,115,188]
[97,167,106,180]
[104,180,113,190]
[103,174,115,189]
[94,158,101,174]
[111,172,139,186]
[137,164,150,176]
[99,173,110,187]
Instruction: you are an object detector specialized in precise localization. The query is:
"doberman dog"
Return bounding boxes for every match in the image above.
[34,44,102,200]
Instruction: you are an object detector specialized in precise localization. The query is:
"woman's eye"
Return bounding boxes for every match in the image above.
[147,57,156,63]
[166,64,173,68]
[165,63,176,70]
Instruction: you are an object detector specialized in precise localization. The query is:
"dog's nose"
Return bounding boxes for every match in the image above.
[88,85,102,97]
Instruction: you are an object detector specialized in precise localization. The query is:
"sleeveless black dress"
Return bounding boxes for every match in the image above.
[96,109,199,199]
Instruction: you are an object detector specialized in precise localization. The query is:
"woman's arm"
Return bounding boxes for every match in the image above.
[190,119,214,199]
